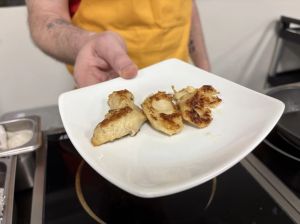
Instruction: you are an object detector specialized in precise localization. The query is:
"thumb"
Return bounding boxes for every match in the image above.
[110,51,139,79]
[96,32,138,79]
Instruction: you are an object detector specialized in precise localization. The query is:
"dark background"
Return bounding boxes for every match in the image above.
[0,0,25,6]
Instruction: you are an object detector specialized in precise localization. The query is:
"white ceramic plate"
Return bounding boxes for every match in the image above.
[59,59,284,198]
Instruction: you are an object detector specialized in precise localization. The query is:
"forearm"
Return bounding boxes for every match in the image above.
[26,0,94,64]
[189,1,211,71]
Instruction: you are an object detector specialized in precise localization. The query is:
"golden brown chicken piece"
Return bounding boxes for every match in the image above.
[173,85,222,128]
[141,91,183,135]
[108,89,135,109]
[91,90,147,146]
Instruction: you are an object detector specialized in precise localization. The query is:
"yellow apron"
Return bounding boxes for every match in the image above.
[69,0,192,72]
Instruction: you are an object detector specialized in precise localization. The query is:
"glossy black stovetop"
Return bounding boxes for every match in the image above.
[43,133,295,224]
[253,128,300,199]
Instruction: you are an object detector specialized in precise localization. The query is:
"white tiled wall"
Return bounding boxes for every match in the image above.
[0,6,75,115]
[196,0,300,90]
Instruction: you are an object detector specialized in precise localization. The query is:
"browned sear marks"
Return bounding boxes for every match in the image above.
[99,106,133,128]
[91,90,146,146]
[142,91,183,135]
[91,85,222,147]
[173,85,222,128]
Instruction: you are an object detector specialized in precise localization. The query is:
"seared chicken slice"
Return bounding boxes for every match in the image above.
[142,91,183,135]
[173,85,221,128]
[197,85,222,108]
[91,90,146,146]
[108,89,135,109]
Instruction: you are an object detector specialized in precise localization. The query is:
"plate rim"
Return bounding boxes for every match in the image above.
[58,58,285,198]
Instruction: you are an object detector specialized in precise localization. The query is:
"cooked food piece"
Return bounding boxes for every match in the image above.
[142,91,183,135]
[173,85,222,128]
[197,85,222,108]
[91,90,146,146]
[108,89,135,110]
[91,106,146,146]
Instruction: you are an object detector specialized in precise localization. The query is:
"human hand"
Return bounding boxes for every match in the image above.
[74,31,138,88]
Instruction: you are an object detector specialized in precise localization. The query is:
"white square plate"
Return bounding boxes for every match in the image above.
[59,59,284,198]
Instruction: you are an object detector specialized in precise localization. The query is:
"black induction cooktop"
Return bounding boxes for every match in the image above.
[253,128,300,200]
[43,133,296,224]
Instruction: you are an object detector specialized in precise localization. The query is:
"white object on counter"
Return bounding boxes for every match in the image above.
[7,130,33,149]
[0,126,7,150]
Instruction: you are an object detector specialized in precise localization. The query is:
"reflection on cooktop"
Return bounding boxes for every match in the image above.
[44,135,294,224]
[253,128,300,198]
